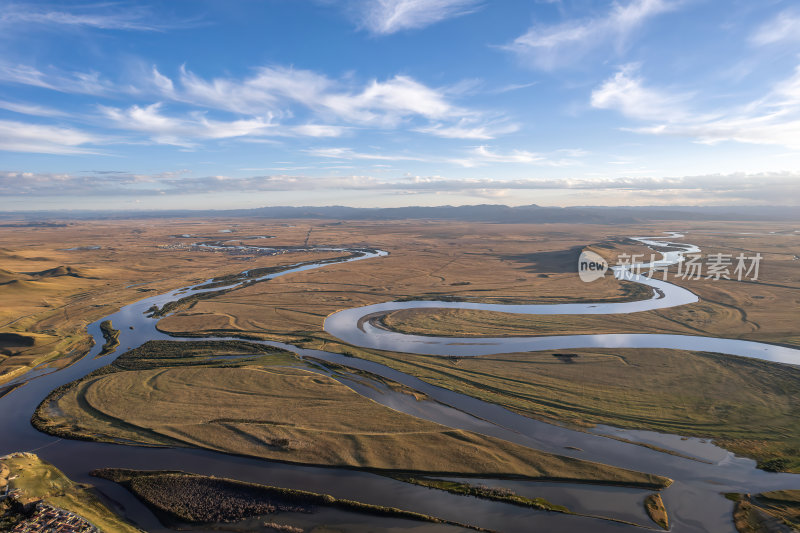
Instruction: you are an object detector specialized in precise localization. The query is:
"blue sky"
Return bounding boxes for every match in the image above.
[1,0,799,210]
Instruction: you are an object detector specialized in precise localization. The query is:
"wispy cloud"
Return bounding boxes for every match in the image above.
[307,147,426,161]
[4,60,510,139]
[750,9,800,46]
[0,60,513,145]
[0,99,70,118]
[591,64,800,149]
[172,66,468,127]
[99,103,277,147]
[450,145,583,167]
[491,81,539,94]
[590,63,693,121]
[145,65,509,140]
[352,0,482,35]
[416,119,519,139]
[0,120,102,154]
[0,61,112,95]
[0,2,172,32]
[505,0,681,70]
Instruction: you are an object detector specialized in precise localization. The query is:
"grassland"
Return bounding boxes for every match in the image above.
[0,218,352,385]
[379,232,799,347]
[91,468,492,531]
[146,221,800,472]
[727,490,800,532]
[644,493,669,530]
[156,221,799,348]
[389,475,570,513]
[155,221,669,344]
[35,340,670,488]
[0,452,142,532]
[306,345,800,473]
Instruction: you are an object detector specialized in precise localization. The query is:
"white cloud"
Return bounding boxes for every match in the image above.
[175,65,329,115]
[0,120,101,154]
[290,124,347,137]
[353,0,481,35]
[151,65,499,134]
[308,147,426,161]
[491,81,539,94]
[450,145,582,167]
[3,170,797,206]
[592,64,800,149]
[416,119,519,139]
[0,99,69,117]
[100,103,275,147]
[341,75,458,123]
[590,64,692,121]
[151,66,175,95]
[506,0,681,70]
[0,61,515,148]
[0,61,112,95]
[469,145,545,164]
[0,3,167,32]
[750,10,800,46]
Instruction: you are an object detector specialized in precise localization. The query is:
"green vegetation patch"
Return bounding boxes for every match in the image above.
[108,339,296,371]
[91,468,490,531]
[389,475,570,514]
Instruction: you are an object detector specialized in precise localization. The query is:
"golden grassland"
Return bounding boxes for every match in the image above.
[36,341,670,488]
[149,220,799,471]
[0,218,350,384]
[644,493,669,530]
[6,219,798,473]
[727,490,800,532]
[0,452,142,532]
[379,230,799,346]
[154,220,695,340]
[155,220,798,349]
[308,343,800,473]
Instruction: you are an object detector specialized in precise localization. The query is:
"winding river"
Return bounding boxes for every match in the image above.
[1,233,798,533]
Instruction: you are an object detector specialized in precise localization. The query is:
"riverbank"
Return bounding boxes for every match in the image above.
[0,452,141,532]
[92,468,496,532]
[34,340,672,489]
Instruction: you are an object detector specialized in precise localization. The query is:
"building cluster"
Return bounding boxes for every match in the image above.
[157,242,297,256]
[10,502,97,533]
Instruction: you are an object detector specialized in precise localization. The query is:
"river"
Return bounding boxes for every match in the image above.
[1,233,797,532]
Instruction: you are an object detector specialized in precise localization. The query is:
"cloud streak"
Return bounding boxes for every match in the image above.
[0,120,102,155]
[591,64,800,149]
[352,0,482,35]
[0,61,512,146]
[0,2,175,32]
[750,10,800,46]
[505,0,681,70]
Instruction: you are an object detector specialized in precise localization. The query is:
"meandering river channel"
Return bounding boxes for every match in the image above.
[1,233,798,532]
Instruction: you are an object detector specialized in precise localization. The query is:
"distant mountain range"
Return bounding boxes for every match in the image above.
[1,204,797,223]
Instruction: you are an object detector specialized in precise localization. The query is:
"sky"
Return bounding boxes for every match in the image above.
[1,0,799,210]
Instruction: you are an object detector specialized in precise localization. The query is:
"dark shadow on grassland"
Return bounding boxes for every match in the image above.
[499,246,583,274]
